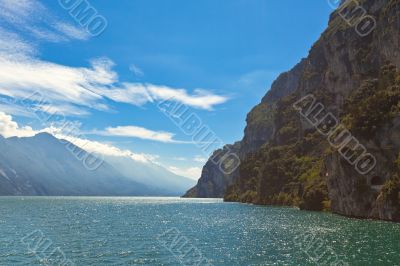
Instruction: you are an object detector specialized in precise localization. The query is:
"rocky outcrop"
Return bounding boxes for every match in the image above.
[185,0,400,221]
[327,115,400,220]
[241,60,307,155]
[183,142,241,198]
[183,60,307,198]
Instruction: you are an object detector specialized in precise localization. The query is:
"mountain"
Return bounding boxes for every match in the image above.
[0,132,192,196]
[184,0,400,221]
[0,133,150,195]
[183,142,241,198]
[103,155,195,196]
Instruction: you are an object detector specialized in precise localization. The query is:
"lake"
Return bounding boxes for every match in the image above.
[0,197,399,265]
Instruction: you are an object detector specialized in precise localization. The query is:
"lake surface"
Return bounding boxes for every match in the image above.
[0,197,399,265]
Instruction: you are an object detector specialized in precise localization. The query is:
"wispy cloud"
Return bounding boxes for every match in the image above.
[54,22,90,41]
[89,125,199,144]
[129,64,144,77]
[0,99,38,118]
[0,57,110,114]
[146,85,227,110]
[0,0,89,42]
[95,126,177,143]
[0,1,228,116]
[98,82,228,110]
[0,55,228,116]
[0,27,36,57]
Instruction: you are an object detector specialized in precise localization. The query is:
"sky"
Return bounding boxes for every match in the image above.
[0,0,334,180]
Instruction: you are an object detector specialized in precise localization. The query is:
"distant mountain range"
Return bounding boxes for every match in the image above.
[0,132,195,196]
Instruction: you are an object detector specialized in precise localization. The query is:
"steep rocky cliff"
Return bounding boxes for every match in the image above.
[184,0,400,221]
[183,142,241,197]
[183,59,306,198]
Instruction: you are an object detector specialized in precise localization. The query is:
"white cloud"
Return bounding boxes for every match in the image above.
[0,0,43,24]
[0,56,107,110]
[26,26,68,43]
[98,83,152,106]
[0,0,89,43]
[0,27,36,57]
[0,111,36,137]
[98,126,176,143]
[55,22,90,41]
[0,0,227,119]
[147,85,227,110]
[167,166,202,180]
[0,54,228,116]
[0,0,228,115]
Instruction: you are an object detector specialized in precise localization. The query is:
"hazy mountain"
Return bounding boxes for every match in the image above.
[103,155,196,196]
[0,132,192,196]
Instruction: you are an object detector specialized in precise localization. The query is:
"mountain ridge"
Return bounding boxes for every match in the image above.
[0,132,193,196]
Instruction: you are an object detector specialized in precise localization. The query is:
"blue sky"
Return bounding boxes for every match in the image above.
[0,0,334,179]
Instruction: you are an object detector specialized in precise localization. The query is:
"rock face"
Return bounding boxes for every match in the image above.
[184,0,400,221]
[241,60,307,155]
[184,58,307,198]
[183,142,241,198]
[326,115,400,220]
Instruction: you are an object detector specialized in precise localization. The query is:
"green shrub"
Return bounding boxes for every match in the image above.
[343,63,400,138]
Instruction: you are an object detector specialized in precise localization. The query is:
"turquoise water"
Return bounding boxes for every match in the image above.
[0,197,399,265]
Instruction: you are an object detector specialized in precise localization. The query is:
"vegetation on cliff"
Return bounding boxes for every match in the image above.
[343,63,400,138]
[225,62,400,213]
[187,0,400,221]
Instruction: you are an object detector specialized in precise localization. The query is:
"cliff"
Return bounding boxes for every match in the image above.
[184,0,400,221]
[183,142,241,197]
[183,50,307,199]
